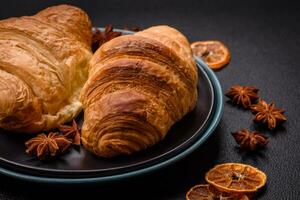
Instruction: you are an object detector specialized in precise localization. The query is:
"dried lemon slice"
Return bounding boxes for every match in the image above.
[191,40,231,70]
[186,184,249,200]
[205,163,267,193]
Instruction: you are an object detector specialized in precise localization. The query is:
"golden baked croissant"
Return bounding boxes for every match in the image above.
[0,5,92,133]
[80,25,198,158]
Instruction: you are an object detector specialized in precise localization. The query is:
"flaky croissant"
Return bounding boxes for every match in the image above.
[80,25,198,158]
[0,5,92,133]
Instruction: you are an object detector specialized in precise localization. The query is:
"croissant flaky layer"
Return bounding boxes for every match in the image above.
[0,5,92,132]
[80,25,198,157]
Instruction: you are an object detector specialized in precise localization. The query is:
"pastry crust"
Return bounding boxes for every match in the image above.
[0,5,92,132]
[80,25,198,157]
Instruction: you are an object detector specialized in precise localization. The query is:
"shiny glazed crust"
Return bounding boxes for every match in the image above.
[80,25,198,157]
[0,5,92,132]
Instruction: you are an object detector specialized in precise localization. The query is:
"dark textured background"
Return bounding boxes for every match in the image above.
[0,0,299,199]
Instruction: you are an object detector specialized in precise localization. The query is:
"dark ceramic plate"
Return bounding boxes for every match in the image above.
[0,29,223,183]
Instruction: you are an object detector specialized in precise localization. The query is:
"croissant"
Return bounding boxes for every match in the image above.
[80,25,198,158]
[0,5,92,133]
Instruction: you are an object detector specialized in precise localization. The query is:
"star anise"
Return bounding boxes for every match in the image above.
[25,132,71,160]
[232,129,268,151]
[92,24,122,52]
[59,120,81,145]
[250,99,287,130]
[225,85,259,108]
[124,26,142,32]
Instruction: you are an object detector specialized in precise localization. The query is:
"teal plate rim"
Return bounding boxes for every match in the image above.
[0,56,223,184]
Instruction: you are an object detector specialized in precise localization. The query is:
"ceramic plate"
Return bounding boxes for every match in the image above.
[0,29,223,183]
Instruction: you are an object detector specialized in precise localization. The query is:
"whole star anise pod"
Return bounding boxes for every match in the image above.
[124,26,142,32]
[225,85,259,108]
[59,120,81,145]
[92,24,122,52]
[250,99,287,130]
[232,129,268,151]
[25,132,72,160]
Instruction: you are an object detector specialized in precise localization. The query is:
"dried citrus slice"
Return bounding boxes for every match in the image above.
[191,40,231,70]
[186,184,249,200]
[205,163,267,193]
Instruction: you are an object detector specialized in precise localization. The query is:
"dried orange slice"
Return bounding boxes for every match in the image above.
[205,163,267,193]
[186,184,249,200]
[191,40,231,70]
